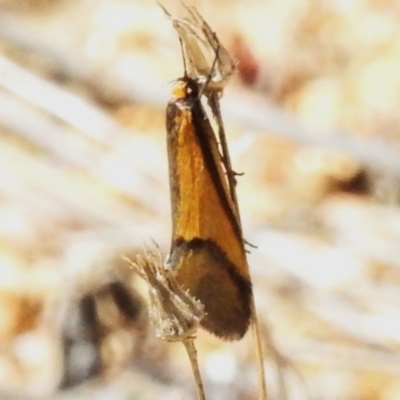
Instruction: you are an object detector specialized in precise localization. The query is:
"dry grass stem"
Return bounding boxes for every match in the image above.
[162,5,268,398]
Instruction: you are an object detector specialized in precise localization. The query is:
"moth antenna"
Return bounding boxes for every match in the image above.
[178,36,189,78]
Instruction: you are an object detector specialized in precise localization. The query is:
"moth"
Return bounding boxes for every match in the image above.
[165,76,252,340]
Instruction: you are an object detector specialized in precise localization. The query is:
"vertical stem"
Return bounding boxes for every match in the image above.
[208,93,241,221]
[183,338,206,400]
[251,296,268,400]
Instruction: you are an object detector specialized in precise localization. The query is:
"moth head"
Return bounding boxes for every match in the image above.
[172,77,200,101]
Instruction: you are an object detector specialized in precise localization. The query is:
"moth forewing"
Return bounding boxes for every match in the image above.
[166,77,252,340]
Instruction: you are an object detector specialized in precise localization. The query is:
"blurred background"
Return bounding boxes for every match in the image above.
[1,0,400,399]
